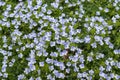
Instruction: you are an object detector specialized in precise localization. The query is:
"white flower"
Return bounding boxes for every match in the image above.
[65,0,69,3]
[115,6,119,11]
[99,7,103,10]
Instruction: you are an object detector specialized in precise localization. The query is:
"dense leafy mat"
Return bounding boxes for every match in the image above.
[0,0,120,80]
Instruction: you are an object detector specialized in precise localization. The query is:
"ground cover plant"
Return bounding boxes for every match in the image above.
[0,0,120,80]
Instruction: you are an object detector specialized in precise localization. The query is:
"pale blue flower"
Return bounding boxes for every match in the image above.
[79,55,85,63]
[29,64,36,71]
[46,58,53,64]
[39,62,44,67]
[51,3,59,9]
[84,35,91,43]
[89,70,94,75]
[24,68,30,74]
[49,66,54,71]
[29,77,34,80]
[104,8,109,12]
[50,41,56,47]
[37,52,42,56]
[66,68,70,73]
[36,77,42,80]
[47,10,52,14]
[74,66,79,72]
[77,73,82,78]
[3,73,8,78]
[114,49,120,54]
[0,72,2,77]
[87,56,93,62]
[99,72,106,78]
[66,62,71,67]
[115,74,120,80]
[43,52,48,57]
[59,73,65,79]
[99,66,105,71]
[50,52,58,57]
[18,74,25,80]
[91,42,97,48]
[72,56,78,62]
[60,50,68,56]
[79,63,84,69]
[47,74,52,80]
[116,62,120,68]
[106,65,111,71]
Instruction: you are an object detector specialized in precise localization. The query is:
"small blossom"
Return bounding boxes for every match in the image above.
[39,62,44,67]
[79,63,85,69]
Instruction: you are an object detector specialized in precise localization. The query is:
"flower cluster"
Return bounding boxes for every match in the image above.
[0,0,120,80]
